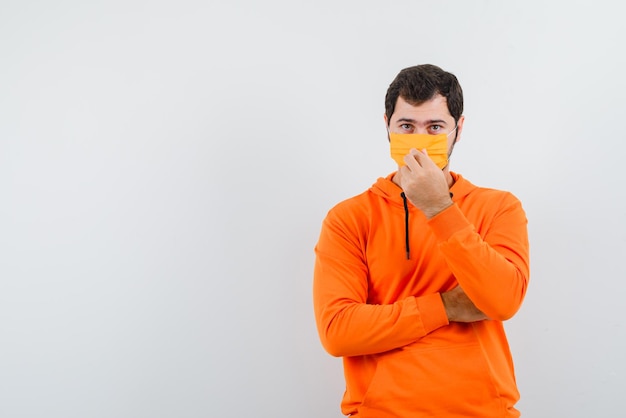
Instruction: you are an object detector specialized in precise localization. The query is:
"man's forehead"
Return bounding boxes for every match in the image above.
[393,95,453,122]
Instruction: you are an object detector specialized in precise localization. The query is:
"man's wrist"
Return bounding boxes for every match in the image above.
[424,200,453,219]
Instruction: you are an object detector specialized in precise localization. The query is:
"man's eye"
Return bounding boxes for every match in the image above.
[430,125,442,132]
[400,124,412,131]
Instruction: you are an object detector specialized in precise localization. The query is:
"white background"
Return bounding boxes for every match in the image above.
[1,1,625,417]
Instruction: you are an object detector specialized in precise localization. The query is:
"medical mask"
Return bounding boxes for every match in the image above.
[389,126,457,169]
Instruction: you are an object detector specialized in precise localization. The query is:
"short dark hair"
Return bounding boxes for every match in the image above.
[385,64,464,125]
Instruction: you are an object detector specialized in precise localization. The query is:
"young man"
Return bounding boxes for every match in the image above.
[313,64,530,417]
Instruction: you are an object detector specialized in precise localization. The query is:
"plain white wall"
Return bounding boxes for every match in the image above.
[1,1,625,417]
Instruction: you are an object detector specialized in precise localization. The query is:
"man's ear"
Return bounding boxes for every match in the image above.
[384,113,391,142]
[454,115,465,143]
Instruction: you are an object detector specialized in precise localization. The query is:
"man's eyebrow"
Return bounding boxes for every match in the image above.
[396,118,449,125]
[426,119,448,125]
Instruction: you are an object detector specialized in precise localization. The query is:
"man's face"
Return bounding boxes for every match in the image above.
[385,94,464,157]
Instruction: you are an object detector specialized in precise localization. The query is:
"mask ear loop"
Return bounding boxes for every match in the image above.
[444,123,460,169]
[447,123,459,143]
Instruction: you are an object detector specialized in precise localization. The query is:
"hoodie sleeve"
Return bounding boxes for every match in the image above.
[428,192,530,321]
[313,205,449,358]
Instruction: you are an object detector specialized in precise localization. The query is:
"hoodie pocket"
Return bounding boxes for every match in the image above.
[359,343,504,417]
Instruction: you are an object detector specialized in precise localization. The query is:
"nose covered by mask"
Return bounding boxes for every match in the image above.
[389,126,457,169]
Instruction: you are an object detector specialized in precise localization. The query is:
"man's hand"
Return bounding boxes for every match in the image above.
[399,148,452,219]
[441,286,488,322]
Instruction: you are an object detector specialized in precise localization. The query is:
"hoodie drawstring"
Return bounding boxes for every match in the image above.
[399,191,454,261]
[400,192,410,260]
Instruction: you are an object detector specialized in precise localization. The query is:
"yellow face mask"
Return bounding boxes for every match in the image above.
[389,127,456,169]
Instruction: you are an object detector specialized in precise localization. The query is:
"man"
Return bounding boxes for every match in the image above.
[313,64,529,417]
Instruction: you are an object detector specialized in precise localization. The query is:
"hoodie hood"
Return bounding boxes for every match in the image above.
[369,171,477,259]
[369,171,476,209]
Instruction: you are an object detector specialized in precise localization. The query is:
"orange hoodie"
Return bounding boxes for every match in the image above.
[313,172,529,418]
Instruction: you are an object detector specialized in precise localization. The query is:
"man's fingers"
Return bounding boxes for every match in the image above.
[413,148,437,168]
[403,148,425,170]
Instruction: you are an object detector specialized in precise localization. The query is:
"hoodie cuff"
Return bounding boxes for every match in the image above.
[427,203,473,243]
[415,292,449,334]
